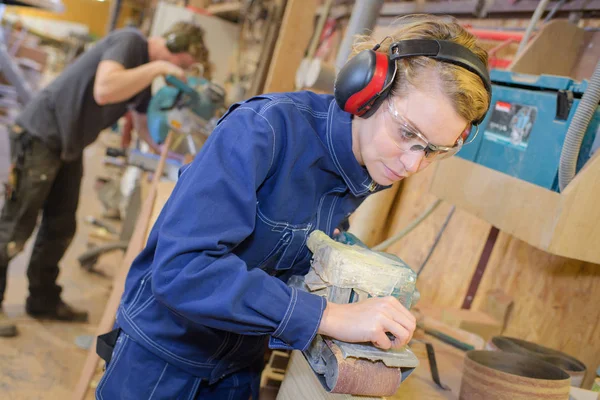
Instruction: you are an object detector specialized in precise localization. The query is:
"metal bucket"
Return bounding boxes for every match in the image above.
[486,336,587,387]
[460,350,571,400]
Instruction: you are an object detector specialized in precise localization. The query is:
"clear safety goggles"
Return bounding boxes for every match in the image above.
[385,99,480,161]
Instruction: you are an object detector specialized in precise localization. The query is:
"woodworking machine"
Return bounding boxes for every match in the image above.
[458,70,600,192]
[289,231,420,397]
[147,74,226,153]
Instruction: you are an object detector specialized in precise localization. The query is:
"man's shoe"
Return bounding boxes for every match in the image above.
[0,311,17,337]
[0,322,17,337]
[26,299,89,322]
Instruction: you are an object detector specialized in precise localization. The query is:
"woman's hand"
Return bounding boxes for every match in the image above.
[317,296,416,350]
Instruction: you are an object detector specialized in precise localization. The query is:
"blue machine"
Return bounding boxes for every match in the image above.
[147,75,226,144]
[458,70,600,192]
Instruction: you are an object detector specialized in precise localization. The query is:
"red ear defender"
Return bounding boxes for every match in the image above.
[334,45,396,118]
[334,39,492,122]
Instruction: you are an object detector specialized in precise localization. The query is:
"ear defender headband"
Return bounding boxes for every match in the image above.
[165,32,192,54]
[333,38,492,125]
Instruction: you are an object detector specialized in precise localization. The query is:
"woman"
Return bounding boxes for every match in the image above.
[96,14,490,399]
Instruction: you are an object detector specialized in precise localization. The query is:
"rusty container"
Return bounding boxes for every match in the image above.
[459,350,571,400]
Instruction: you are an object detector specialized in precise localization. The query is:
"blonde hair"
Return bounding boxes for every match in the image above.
[351,14,489,123]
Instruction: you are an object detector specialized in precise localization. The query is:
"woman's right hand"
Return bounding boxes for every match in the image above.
[317,296,416,350]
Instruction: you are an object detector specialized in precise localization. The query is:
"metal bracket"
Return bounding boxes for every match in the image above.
[412,339,451,391]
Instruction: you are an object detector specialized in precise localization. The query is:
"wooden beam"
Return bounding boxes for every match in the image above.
[263,0,318,93]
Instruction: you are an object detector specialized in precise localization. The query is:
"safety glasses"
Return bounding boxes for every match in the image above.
[385,99,480,161]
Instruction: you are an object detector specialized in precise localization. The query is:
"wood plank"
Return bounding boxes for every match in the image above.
[570,31,600,81]
[509,20,585,77]
[145,181,176,243]
[429,152,600,264]
[72,177,158,400]
[429,157,559,255]
[420,315,485,351]
[263,0,318,93]
[439,308,502,343]
[550,153,600,263]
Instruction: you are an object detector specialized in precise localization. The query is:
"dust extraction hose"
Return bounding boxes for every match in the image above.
[558,58,600,191]
[372,199,442,251]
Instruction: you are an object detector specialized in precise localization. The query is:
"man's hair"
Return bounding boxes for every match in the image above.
[163,21,212,78]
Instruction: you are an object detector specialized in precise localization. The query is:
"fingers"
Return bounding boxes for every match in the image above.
[384,296,414,321]
[378,297,416,334]
[382,317,411,349]
[372,329,393,350]
[390,311,416,341]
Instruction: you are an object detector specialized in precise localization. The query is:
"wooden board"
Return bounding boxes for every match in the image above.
[429,155,600,265]
[550,153,600,264]
[415,306,502,344]
[509,20,586,77]
[72,176,158,400]
[570,31,600,81]
[145,181,176,243]
[263,0,318,93]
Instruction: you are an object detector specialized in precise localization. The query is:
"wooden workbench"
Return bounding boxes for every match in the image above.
[277,337,467,400]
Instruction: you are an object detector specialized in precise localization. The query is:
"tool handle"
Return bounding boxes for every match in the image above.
[165,75,194,94]
[424,328,475,352]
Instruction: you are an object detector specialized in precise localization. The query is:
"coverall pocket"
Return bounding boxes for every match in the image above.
[95,332,203,400]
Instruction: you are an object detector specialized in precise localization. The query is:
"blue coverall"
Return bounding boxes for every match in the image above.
[96,91,386,399]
